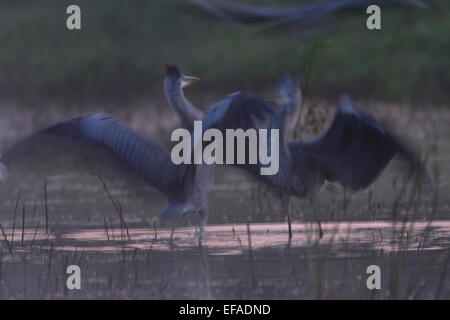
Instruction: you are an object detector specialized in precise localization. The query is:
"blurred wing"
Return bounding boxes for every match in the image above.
[202,92,274,176]
[1,114,192,201]
[203,92,274,132]
[290,96,423,191]
[188,0,427,32]
[188,0,305,24]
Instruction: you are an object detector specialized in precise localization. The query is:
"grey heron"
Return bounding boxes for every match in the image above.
[0,65,215,238]
[201,77,431,239]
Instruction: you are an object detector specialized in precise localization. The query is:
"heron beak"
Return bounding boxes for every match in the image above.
[183,75,200,84]
[181,75,200,88]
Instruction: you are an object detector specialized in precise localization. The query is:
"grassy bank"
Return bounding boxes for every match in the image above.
[0,0,449,104]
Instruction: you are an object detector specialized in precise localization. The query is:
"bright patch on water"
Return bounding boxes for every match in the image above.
[5,220,442,255]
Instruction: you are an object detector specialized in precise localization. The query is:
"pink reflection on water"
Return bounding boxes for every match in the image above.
[1,228,54,241]
[54,220,450,255]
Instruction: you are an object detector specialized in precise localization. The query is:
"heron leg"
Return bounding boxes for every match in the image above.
[282,193,293,241]
[198,206,209,242]
[308,193,324,239]
[257,182,263,214]
[169,218,178,249]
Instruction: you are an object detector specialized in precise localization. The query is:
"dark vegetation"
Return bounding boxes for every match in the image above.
[0,0,448,103]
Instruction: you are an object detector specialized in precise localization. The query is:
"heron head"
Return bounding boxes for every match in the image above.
[267,78,302,116]
[165,64,200,89]
[278,77,302,113]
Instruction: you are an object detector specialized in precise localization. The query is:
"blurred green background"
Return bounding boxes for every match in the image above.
[0,0,448,104]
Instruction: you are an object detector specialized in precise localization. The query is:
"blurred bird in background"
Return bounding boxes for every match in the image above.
[184,0,431,35]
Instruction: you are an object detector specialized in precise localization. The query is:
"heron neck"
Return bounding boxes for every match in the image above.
[266,109,292,186]
[164,79,203,132]
[269,109,290,150]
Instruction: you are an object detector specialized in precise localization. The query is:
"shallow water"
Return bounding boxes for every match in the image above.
[0,220,448,299]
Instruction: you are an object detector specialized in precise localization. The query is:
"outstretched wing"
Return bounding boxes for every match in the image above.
[1,114,193,201]
[202,92,274,132]
[201,92,274,176]
[290,96,426,191]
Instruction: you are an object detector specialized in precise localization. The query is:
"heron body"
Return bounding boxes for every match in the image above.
[162,65,215,233]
